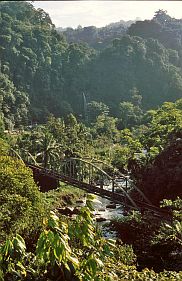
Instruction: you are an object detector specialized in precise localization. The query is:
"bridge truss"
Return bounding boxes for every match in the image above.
[9,149,169,216]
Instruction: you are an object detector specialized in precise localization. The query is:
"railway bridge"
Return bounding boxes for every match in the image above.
[9,149,169,216]
[26,158,169,216]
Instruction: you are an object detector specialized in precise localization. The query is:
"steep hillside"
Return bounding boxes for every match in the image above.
[0,1,95,127]
[85,35,182,114]
[0,3,182,129]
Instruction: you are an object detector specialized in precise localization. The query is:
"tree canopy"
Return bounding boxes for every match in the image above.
[0,3,182,128]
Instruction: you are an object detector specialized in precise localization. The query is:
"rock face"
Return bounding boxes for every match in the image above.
[129,137,182,205]
[106,204,116,209]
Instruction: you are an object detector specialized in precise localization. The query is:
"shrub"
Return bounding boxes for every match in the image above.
[0,156,47,244]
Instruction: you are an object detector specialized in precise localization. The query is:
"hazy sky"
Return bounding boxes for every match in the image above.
[33,1,182,28]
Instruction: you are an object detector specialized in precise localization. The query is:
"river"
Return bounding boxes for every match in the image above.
[74,192,124,239]
[93,195,124,238]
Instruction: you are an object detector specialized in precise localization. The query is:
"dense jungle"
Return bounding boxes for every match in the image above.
[0,1,182,280]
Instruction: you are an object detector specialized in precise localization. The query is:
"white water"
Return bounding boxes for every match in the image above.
[74,181,127,239]
[93,195,123,239]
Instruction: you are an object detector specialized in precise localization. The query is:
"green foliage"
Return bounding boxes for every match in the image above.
[119,101,143,129]
[125,99,182,205]
[1,3,182,126]
[0,196,181,280]
[0,155,46,242]
[141,100,182,152]
[0,1,95,125]
[0,116,5,137]
[111,201,182,273]
[87,101,109,124]
[0,4,182,278]
[60,21,130,50]
[87,35,182,114]
[151,198,182,272]
[110,144,131,171]
[92,114,119,141]
[152,198,182,268]
[44,184,85,210]
[129,131,182,205]
[0,72,29,129]
[0,234,28,280]
[128,9,182,60]
[36,211,79,272]
[16,114,94,168]
[117,268,182,280]
[0,195,120,280]
[107,128,143,171]
[0,138,9,155]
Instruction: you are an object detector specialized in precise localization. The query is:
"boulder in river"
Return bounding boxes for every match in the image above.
[57,206,74,216]
[57,206,80,216]
[73,207,80,215]
[106,204,116,209]
[76,199,85,204]
[98,208,105,212]
[96,217,107,222]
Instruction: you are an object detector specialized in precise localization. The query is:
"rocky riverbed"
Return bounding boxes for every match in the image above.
[58,194,124,239]
[92,196,124,238]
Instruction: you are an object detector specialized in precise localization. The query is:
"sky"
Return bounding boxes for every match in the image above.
[33,1,182,28]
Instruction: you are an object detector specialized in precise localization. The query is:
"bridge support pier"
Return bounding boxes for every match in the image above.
[30,166,59,191]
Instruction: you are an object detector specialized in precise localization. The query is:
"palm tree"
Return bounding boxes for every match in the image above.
[35,130,64,169]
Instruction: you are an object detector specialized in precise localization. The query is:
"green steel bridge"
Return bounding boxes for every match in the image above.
[25,157,169,217]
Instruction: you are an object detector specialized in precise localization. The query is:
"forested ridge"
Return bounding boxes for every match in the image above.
[57,19,135,49]
[0,2,182,280]
[0,0,95,128]
[0,2,182,129]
